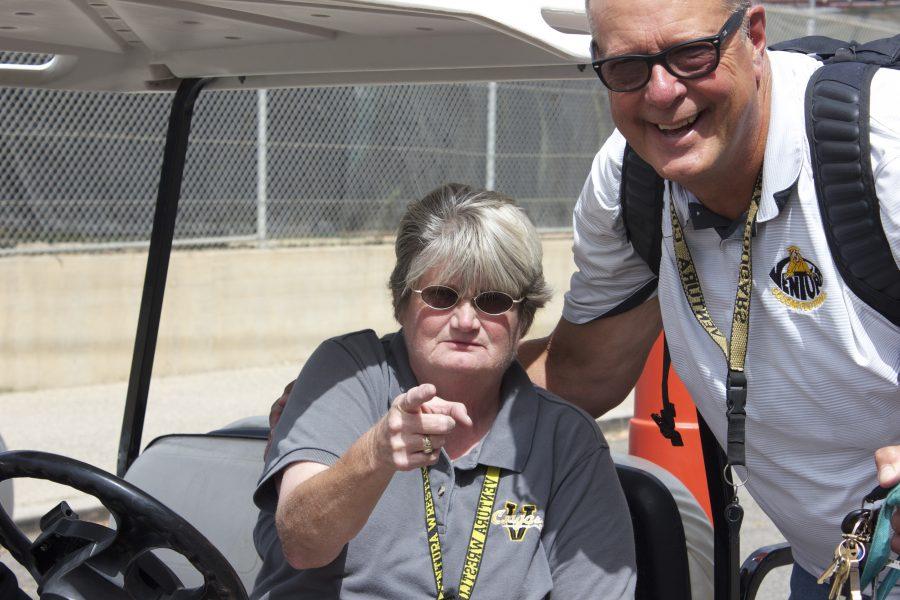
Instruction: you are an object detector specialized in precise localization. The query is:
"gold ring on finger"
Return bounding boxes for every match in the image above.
[422,434,433,455]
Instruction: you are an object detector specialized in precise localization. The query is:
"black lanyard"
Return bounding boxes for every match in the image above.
[421,465,500,600]
[669,173,763,600]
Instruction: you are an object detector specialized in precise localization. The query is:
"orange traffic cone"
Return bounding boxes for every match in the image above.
[629,334,712,521]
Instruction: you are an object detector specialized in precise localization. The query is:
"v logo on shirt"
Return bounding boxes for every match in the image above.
[492,501,544,541]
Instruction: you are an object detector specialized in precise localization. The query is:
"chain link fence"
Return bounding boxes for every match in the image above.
[0,80,610,254]
[0,5,896,255]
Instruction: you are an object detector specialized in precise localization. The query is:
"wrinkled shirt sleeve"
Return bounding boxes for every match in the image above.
[563,129,658,324]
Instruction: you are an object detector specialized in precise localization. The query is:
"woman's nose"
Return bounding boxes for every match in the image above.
[451,300,480,330]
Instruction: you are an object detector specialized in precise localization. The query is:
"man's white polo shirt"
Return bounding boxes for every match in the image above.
[564,50,900,576]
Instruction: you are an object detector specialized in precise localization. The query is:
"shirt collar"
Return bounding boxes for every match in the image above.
[474,362,538,473]
[673,50,805,233]
[390,330,537,474]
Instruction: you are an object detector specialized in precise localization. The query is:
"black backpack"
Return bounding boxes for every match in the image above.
[621,34,900,328]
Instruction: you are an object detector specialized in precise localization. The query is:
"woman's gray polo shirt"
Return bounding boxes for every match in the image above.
[252,329,636,599]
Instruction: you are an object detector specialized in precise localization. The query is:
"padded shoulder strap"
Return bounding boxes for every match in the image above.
[805,61,900,327]
[769,35,849,59]
[770,34,900,66]
[852,34,900,66]
[621,144,665,277]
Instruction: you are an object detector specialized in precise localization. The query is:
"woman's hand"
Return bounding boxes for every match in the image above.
[275,383,472,569]
[370,383,471,471]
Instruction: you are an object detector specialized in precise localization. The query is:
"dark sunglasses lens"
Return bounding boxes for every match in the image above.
[421,286,458,309]
[667,42,718,77]
[474,292,515,315]
[600,58,650,92]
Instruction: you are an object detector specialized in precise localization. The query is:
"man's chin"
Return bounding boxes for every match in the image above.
[646,154,708,186]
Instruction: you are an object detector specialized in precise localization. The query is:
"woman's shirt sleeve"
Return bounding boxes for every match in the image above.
[253,330,388,512]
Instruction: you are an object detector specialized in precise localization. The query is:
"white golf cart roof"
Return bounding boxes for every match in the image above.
[0,0,594,91]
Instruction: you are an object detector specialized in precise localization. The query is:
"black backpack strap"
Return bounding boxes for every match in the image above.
[770,34,900,66]
[805,61,900,327]
[769,35,849,60]
[620,146,686,446]
[621,143,665,277]
[620,146,688,447]
[650,337,684,447]
[851,34,900,66]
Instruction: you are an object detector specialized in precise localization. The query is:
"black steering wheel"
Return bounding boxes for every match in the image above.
[0,450,248,599]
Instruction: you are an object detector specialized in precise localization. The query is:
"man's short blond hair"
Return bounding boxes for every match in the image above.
[585,0,754,40]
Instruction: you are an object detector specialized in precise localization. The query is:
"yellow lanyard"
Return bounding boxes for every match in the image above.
[421,465,500,600]
[668,171,762,468]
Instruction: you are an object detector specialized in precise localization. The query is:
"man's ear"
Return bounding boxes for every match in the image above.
[746,5,768,59]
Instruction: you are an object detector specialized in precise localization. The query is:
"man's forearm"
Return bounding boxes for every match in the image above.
[521,334,630,416]
[519,299,662,417]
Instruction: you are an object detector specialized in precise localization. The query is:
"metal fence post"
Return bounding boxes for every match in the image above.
[485,81,497,191]
[806,0,816,36]
[256,88,269,244]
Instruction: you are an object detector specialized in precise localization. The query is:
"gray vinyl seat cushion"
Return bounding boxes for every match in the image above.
[123,417,713,599]
[124,431,266,592]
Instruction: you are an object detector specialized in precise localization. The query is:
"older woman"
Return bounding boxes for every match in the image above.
[251,183,636,599]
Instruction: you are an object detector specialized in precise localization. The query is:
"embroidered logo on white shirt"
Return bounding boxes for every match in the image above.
[769,245,826,311]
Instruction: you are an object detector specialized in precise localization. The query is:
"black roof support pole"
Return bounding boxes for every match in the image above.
[117,77,212,477]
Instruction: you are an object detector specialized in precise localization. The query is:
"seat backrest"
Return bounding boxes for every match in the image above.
[0,434,12,519]
[124,430,267,593]
[614,453,714,600]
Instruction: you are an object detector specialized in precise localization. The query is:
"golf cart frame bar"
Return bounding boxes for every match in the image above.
[116,77,212,477]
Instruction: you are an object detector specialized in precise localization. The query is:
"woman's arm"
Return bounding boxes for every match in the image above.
[274,384,469,569]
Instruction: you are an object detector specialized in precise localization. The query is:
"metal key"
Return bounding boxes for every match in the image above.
[825,540,865,600]
[826,544,850,599]
[820,505,877,599]
[819,545,846,586]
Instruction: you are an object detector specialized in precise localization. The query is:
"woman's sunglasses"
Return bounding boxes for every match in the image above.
[412,285,523,316]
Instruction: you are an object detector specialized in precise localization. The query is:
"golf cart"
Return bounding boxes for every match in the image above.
[0,0,816,597]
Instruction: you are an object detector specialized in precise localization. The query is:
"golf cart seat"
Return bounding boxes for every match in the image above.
[124,417,713,599]
[0,434,11,520]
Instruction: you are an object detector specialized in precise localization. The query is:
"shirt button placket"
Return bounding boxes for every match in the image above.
[433,459,453,534]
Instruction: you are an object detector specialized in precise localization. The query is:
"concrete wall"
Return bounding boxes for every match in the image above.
[1,235,576,392]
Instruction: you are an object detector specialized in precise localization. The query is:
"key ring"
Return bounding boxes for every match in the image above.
[839,538,866,562]
[723,463,750,489]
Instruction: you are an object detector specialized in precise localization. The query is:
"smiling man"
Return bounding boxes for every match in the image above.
[520,0,900,597]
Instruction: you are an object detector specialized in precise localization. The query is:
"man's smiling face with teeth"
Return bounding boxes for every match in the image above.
[656,113,699,133]
[590,0,768,193]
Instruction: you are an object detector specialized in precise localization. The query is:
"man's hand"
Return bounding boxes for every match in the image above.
[367,384,471,471]
[265,380,295,458]
[875,445,900,553]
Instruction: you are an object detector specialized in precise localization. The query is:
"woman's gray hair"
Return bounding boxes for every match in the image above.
[389,183,552,336]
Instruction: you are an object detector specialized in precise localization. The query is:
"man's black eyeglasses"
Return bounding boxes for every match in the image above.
[591,7,747,93]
